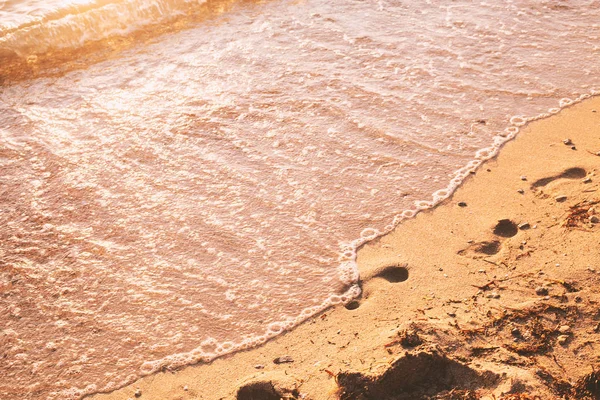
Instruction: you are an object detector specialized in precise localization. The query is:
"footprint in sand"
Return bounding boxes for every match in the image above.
[460,168,588,258]
[373,264,409,283]
[345,264,409,311]
[492,219,519,238]
[530,167,587,189]
[458,219,518,258]
[458,240,502,256]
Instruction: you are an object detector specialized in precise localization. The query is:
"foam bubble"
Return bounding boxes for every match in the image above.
[328,295,342,304]
[199,338,218,354]
[139,361,158,375]
[467,160,482,169]
[505,126,519,135]
[338,260,359,284]
[433,189,448,199]
[509,116,527,126]
[559,97,573,107]
[340,250,355,260]
[529,112,550,122]
[360,227,379,240]
[218,342,234,352]
[475,148,491,159]
[392,215,404,226]
[415,200,432,209]
[267,323,284,335]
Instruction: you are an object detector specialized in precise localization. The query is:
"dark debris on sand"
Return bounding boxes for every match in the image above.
[335,351,498,400]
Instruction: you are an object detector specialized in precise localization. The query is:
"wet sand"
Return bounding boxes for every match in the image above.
[90,96,600,399]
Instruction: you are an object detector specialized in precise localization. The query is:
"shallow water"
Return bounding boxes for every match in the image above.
[1,0,599,398]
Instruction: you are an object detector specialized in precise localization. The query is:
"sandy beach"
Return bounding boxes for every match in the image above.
[87,96,600,400]
[3,3,600,400]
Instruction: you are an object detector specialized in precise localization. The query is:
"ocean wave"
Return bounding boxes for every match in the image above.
[0,0,213,57]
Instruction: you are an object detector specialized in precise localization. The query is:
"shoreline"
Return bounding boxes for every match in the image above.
[91,96,600,400]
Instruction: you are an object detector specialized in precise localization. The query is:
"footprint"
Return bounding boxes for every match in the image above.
[531,167,586,189]
[493,219,518,238]
[344,300,361,311]
[459,219,518,258]
[458,240,501,256]
[373,264,409,283]
[350,264,409,310]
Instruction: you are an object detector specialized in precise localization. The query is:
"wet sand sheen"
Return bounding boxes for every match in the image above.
[90,95,600,400]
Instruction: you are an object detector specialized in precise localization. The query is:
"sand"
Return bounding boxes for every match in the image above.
[90,97,600,400]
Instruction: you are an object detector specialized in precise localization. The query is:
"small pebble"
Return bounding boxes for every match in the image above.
[520,175,527,181]
[134,389,142,398]
[517,189,525,194]
[535,287,549,296]
[183,386,189,391]
[486,292,500,299]
[254,364,265,369]
[563,138,572,145]
[590,215,599,223]
[557,335,570,345]
[583,177,592,183]
[558,325,571,334]
[575,296,583,303]
[571,146,577,150]
[518,222,530,230]
[458,201,467,207]
[555,195,568,202]
[478,269,486,273]
[447,312,456,317]
[273,355,294,364]
[511,327,521,337]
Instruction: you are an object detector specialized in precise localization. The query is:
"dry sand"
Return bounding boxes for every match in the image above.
[91,97,600,400]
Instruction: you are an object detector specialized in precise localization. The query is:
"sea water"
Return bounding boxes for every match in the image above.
[1,0,599,398]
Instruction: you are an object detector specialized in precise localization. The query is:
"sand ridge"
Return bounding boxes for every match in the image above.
[91,97,600,399]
